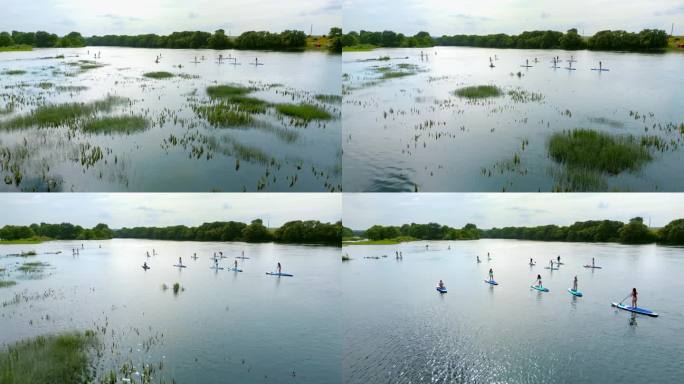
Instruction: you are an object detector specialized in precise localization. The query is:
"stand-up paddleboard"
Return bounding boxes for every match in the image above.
[591,68,610,71]
[191,256,198,260]
[229,268,243,272]
[612,303,658,317]
[584,265,602,269]
[544,267,559,270]
[568,288,583,297]
[173,264,187,268]
[142,265,150,270]
[484,279,498,286]
[266,272,293,277]
[436,287,447,293]
[565,67,577,70]
[555,262,565,265]
[531,285,549,292]
[235,256,250,259]
[210,266,224,270]
[529,263,536,266]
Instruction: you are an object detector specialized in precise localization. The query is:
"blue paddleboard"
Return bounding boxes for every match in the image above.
[266,272,293,277]
[230,268,243,272]
[210,266,224,270]
[584,265,602,269]
[612,303,658,317]
[544,267,559,270]
[568,288,583,297]
[484,279,498,285]
[531,285,549,292]
[436,287,447,293]
[173,264,187,268]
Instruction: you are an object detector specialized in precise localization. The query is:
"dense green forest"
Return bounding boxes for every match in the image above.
[1,28,342,52]
[0,220,342,245]
[352,218,684,245]
[341,28,669,51]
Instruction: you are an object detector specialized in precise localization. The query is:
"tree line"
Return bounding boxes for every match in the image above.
[0,220,342,245]
[1,28,342,52]
[341,28,669,51]
[355,218,684,245]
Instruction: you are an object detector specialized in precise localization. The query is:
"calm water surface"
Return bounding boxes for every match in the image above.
[343,47,684,192]
[342,239,684,383]
[0,47,340,192]
[0,239,341,383]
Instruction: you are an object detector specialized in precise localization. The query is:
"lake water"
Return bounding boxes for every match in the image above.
[342,239,684,383]
[0,47,340,192]
[0,239,341,383]
[342,47,684,192]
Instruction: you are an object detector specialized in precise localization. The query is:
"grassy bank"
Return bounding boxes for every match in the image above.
[0,45,33,52]
[0,331,97,383]
[343,236,416,245]
[306,35,331,51]
[0,236,52,244]
[343,44,378,52]
[667,36,684,52]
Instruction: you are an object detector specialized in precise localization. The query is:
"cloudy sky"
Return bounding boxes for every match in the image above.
[344,0,684,35]
[0,194,340,228]
[3,0,341,36]
[343,194,684,230]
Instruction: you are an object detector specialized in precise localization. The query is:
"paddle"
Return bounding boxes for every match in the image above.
[618,293,631,305]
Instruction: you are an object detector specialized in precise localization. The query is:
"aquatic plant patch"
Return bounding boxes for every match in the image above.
[454,85,502,99]
[206,85,253,98]
[0,96,128,129]
[143,71,175,79]
[81,115,150,134]
[275,103,332,121]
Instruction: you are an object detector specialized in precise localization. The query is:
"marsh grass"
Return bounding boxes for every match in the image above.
[19,250,37,257]
[275,103,332,120]
[0,96,127,129]
[0,104,14,115]
[227,96,268,114]
[0,237,50,244]
[314,94,342,104]
[508,88,544,103]
[55,85,88,92]
[194,103,254,126]
[37,82,53,89]
[206,85,253,98]
[455,85,502,99]
[548,129,652,174]
[381,71,415,79]
[81,116,149,134]
[3,70,27,75]
[0,280,16,288]
[0,45,33,52]
[551,167,608,192]
[143,71,175,79]
[17,261,49,273]
[0,331,97,383]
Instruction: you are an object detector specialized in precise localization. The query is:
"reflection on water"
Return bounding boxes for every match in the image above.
[343,47,684,192]
[342,239,684,383]
[0,239,341,383]
[0,47,340,192]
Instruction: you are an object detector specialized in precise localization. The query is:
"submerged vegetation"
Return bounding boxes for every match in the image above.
[0,96,127,130]
[275,103,333,121]
[454,85,502,99]
[206,85,253,98]
[17,261,50,273]
[143,71,174,79]
[0,331,97,383]
[81,116,149,134]
[548,129,652,175]
[0,280,17,288]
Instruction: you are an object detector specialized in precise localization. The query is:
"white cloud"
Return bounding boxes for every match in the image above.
[0,194,341,228]
[343,0,684,35]
[342,193,684,230]
[3,0,341,36]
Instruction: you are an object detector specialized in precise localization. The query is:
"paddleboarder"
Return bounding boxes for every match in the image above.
[489,268,494,282]
[277,262,282,274]
[438,280,445,289]
[572,276,578,291]
[536,274,543,288]
[557,255,561,264]
[631,288,638,308]
[234,260,238,270]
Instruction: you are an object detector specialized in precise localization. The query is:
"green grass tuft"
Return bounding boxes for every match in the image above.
[3,70,27,75]
[0,280,17,288]
[548,129,652,175]
[275,103,332,121]
[17,261,49,273]
[195,103,254,127]
[81,115,149,134]
[314,94,342,104]
[454,85,502,99]
[0,331,97,383]
[143,71,174,79]
[0,96,127,130]
[206,85,252,98]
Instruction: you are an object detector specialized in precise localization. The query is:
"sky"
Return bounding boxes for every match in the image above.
[343,194,684,230]
[343,0,684,36]
[0,194,341,228]
[2,0,341,36]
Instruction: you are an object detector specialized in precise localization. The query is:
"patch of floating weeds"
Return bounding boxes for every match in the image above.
[0,331,98,383]
[3,70,26,75]
[81,115,150,134]
[0,96,128,129]
[36,82,53,89]
[548,129,652,175]
[206,84,253,98]
[275,103,332,121]
[551,167,608,192]
[55,54,64,59]
[19,250,37,257]
[17,261,50,273]
[194,103,254,126]
[314,94,342,104]
[143,71,175,79]
[381,71,416,79]
[0,280,16,288]
[507,88,544,103]
[54,85,88,92]
[178,73,200,79]
[454,85,502,99]
[226,96,268,114]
